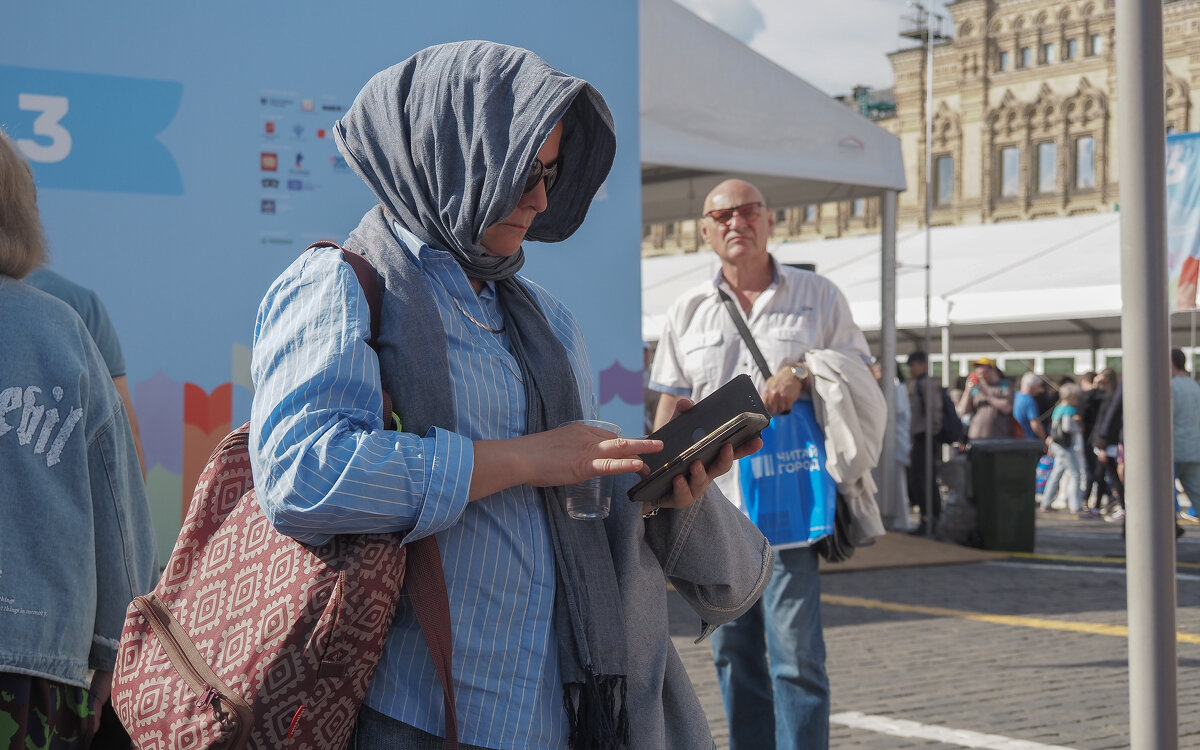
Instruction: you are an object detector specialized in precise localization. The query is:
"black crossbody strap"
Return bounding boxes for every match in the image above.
[716,288,773,380]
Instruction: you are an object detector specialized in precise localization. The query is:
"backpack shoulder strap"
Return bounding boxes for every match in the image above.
[306,240,396,431]
[304,240,459,750]
[306,240,382,340]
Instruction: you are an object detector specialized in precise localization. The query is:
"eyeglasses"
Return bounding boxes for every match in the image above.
[523,157,560,195]
[702,201,764,224]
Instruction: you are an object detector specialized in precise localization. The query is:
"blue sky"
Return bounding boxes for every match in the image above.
[674,0,955,96]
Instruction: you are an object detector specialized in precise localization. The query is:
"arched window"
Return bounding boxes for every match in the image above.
[986,91,1029,215]
[931,103,963,209]
[1165,66,1191,134]
[1063,78,1109,204]
[1029,85,1063,198]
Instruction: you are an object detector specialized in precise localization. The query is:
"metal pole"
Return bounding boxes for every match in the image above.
[941,321,952,466]
[1191,310,1197,379]
[1116,1,1178,747]
[881,190,898,526]
[941,309,953,390]
[922,4,936,535]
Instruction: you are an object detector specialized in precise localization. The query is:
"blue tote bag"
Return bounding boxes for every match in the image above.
[739,399,837,549]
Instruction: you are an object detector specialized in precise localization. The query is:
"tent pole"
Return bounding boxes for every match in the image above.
[1116,1,1178,747]
[881,190,898,528]
[921,3,936,537]
[941,321,952,468]
[1191,310,1197,381]
[941,307,953,390]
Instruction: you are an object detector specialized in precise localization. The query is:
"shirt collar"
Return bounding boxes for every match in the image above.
[711,253,781,295]
[391,220,497,297]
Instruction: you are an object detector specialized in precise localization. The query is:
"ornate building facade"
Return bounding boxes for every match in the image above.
[890,0,1198,228]
[642,0,1200,254]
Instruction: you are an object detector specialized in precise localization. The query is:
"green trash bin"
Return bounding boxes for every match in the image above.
[967,438,1044,552]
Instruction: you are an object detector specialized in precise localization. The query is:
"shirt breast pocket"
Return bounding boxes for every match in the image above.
[680,329,724,383]
[766,326,814,369]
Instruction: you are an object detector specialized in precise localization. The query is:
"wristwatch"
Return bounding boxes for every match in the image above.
[789,362,809,381]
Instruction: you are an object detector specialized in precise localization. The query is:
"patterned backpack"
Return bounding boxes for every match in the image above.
[111,246,458,749]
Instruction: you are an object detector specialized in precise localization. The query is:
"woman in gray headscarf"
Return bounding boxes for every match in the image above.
[250,41,771,750]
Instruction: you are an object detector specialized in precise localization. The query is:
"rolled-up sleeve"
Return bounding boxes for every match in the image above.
[648,309,693,397]
[249,248,471,546]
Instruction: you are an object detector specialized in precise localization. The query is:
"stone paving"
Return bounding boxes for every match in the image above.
[670,512,1200,749]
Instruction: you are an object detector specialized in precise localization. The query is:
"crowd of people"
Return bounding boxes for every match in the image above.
[881,350,1200,537]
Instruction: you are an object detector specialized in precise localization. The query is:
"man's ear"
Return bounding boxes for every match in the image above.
[699,218,711,245]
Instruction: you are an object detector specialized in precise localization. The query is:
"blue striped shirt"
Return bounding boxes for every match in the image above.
[250,225,595,749]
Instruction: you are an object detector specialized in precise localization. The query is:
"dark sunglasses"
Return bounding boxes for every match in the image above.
[523,157,560,195]
[703,201,764,224]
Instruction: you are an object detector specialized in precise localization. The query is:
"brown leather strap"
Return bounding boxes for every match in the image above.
[304,241,458,748]
[308,240,395,429]
[403,536,459,750]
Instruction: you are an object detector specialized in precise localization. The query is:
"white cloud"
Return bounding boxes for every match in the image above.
[673,0,767,45]
[673,0,953,96]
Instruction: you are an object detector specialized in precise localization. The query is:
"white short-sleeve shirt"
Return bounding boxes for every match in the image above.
[649,257,870,509]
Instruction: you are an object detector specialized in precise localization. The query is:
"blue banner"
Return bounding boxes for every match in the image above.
[0,66,183,195]
[1166,132,1200,311]
[4,2,641,555]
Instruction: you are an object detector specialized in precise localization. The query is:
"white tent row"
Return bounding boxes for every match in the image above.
[644,212,1198,358]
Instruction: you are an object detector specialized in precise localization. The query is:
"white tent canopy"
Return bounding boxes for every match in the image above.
[639,0,907,223]
[644,212,1199,356]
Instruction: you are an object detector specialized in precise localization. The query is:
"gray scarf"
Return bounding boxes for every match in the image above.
[334,42,626,748]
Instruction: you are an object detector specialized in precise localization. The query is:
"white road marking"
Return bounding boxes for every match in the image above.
[831,711,1077,749]
[988,560,1200,582]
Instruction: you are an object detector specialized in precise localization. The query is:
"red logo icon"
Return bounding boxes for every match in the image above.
[265,121,276,135]
[261,153,278,171]
[316,129,326,139]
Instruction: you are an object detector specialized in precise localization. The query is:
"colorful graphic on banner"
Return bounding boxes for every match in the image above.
[0,66,183,195]
[1167,132,1200,311]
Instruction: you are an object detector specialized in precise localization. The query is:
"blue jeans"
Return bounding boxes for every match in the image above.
[709,546,829,750]
[1042,442,1086,512]
[1177,461,1200,516]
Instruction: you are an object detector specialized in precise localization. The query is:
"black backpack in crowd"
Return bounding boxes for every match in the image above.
[935,388,964,444]
[916,378,963,444]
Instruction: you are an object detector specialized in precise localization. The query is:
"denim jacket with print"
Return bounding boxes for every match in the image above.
[0,278,158,687]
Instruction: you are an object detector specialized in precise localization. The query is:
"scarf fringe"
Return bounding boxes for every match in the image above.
[563,672,628,750]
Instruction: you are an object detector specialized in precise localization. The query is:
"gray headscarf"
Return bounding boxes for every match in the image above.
[334,42,627,749]
[336,40,614,281]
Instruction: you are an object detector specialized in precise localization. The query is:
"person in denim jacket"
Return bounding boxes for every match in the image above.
[0,131,158,748]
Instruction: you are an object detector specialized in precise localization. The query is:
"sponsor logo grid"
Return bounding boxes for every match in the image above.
[258,90,351,242]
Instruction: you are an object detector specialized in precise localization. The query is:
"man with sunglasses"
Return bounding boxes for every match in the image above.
[649,179,871,750]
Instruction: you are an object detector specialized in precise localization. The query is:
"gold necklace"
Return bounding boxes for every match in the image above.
[452,296,505,334]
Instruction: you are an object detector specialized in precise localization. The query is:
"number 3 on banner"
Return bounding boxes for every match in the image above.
[17,93,72,163]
